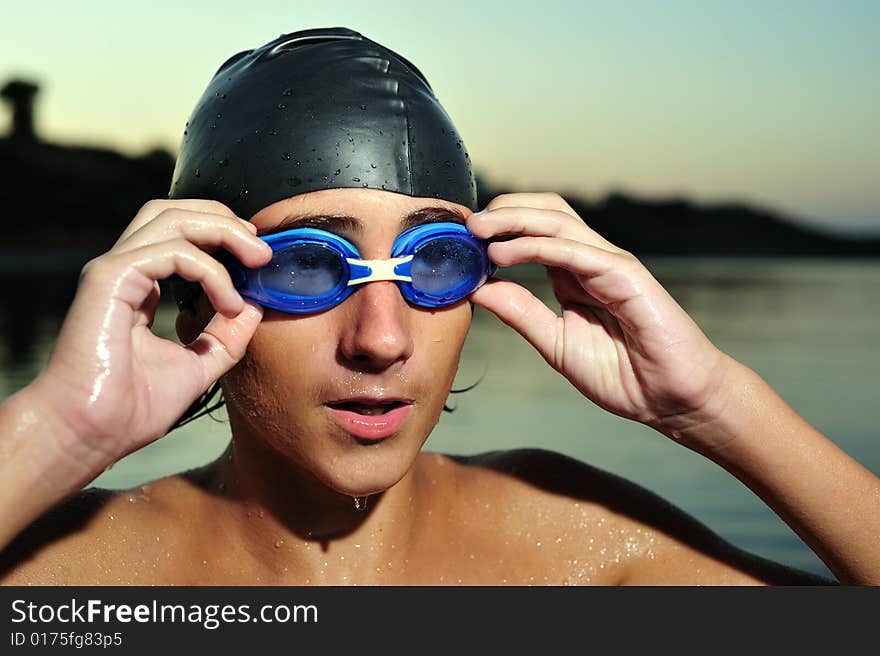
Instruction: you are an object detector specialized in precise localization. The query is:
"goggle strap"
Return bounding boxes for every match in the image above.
[346,255,414,286]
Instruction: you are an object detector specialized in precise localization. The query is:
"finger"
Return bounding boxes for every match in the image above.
[114,199,257,248]
[488,236,623,298]
[489,236,681,333]
[185,300,264,387]
[545,266,606,309]
[107,239,245,318]
[483,191,579,218]
[470,279,562,366]
[468,205,623,253]
[133,281,162,329]
[112,208,272,268]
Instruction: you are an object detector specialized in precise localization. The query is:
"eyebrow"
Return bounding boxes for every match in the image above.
[259,206,467,237]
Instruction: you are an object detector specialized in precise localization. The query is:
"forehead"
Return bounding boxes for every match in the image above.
[250,189,469,244]
[249,188,469,230]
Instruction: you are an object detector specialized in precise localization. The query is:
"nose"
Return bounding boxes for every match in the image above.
[338,280,415,371]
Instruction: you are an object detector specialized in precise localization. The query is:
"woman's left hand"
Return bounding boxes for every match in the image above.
[467,192,738,450]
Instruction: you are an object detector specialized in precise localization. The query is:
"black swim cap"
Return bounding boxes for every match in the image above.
[168,27,477,217]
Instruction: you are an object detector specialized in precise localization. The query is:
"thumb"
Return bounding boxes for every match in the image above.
[470,279,560,363]
[185,300,264,387]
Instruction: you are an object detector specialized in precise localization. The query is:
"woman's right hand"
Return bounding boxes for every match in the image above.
[30,199,273,478]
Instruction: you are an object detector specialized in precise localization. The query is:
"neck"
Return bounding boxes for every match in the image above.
[201,435,421,583]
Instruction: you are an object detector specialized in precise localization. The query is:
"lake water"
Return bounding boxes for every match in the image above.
[2,256,878,580]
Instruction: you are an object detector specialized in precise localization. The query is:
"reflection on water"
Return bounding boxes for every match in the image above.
[3,257,879,579]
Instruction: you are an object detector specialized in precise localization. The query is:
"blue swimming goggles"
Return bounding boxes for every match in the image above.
[205,222,495,314]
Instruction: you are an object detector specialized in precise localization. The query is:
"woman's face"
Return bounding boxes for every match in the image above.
[211,188,474,495]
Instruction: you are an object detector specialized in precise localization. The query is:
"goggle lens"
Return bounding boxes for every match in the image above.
[259,242,346,297]
[410,237,485,296]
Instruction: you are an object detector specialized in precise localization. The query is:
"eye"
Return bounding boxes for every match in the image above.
[410,238,482,293]
[258,243,345,296]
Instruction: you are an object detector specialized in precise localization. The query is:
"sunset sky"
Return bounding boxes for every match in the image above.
[2,0,877,233]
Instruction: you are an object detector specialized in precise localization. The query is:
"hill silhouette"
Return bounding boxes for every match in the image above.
[2,77,878,264]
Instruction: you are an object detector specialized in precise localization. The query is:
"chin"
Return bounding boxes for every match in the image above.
[307,437,421,497]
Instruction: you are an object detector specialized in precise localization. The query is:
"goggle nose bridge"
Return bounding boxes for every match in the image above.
[346,255,414,286]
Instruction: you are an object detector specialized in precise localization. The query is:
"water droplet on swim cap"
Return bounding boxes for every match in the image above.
[168,26,477,217]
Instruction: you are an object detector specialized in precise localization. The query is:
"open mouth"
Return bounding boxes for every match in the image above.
[325,399,414,441]
[326,400,409,416]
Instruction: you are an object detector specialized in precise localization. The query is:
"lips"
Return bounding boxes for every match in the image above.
[325,397,414,441]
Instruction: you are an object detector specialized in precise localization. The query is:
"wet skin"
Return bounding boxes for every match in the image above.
[0,190,830,586]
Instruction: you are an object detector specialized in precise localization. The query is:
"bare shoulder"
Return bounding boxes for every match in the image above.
[0,476,199,585]
[433,448,834,585]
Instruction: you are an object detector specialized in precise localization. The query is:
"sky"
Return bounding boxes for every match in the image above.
[2,0,878,234]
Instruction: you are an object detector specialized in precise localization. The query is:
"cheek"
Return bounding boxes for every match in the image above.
[417,303,472,388]
[222,317,333,426]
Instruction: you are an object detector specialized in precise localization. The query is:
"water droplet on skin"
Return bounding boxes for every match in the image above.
[274,540,284,548]
[281,152,291,160]
[370,163,377,169]
[361,183,368,188]
[277,103,287,110]
[334,169,341,175]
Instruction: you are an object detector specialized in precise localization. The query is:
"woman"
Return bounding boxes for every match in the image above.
[1,28,877,585]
